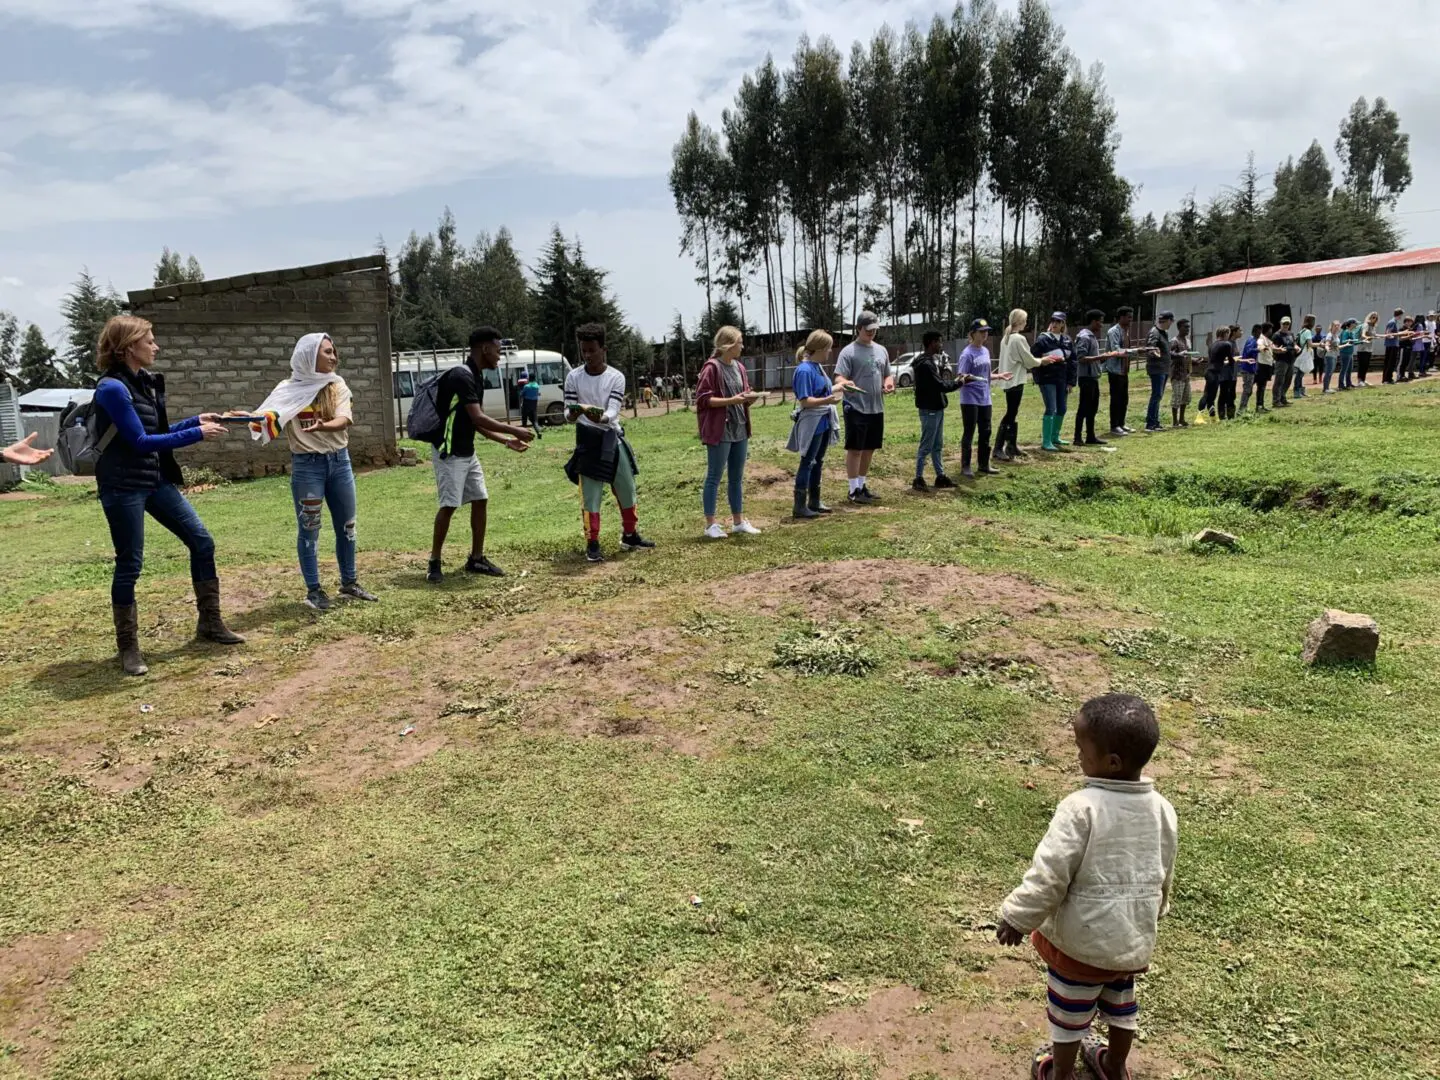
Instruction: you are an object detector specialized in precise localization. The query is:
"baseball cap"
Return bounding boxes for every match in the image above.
[1157,310,1175,321]
[856,311,879,331]
[1280,315,1292,324]
[1049,311,1067,323]
[968,318,991,334]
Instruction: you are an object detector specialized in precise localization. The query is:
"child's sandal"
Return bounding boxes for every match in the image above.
[1031,1045,1056,1080]
[1081,1037,1133,1080]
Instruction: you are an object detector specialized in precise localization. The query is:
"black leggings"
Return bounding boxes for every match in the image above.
[961,403,993,470]
[1216,379,1237,418]
[995,385,1024,450]
[1355,352,1372,382]
[1107,372,1129,431]
[1254,367,1272,408]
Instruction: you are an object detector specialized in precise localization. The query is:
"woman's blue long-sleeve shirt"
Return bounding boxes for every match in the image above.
[95,377,203,452]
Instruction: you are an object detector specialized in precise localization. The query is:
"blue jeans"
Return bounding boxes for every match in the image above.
[1038,381,1067,418]
[795,425,831,491]
[291,450,358,590]
[1338,353,1354,388]
[100,483,217,606]
[702,439,748,518]
[1146,373,1168,428]
[916,409,945,479]
[1293,365,1306,396]
[1322,352,1336,390]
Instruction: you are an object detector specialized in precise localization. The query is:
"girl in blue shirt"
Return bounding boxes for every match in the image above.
[786,330,843,519]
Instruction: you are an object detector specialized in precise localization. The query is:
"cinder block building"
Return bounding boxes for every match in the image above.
[125,255,397,478]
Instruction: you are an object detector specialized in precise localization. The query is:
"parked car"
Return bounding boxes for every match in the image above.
[392,344,573,433]
[893,352,921,388]
[893,350,952,388]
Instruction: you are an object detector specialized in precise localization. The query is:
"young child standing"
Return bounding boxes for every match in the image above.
[996,693,1178,1080]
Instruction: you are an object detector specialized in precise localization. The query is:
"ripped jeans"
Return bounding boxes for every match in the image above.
[291,450,358,590]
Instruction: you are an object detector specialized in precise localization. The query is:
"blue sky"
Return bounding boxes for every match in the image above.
[3,0,1437,347]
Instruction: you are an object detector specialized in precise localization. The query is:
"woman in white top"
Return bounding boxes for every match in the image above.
[993,308,1042,461]
[251,333,379,611]
[1252,322,1277,413]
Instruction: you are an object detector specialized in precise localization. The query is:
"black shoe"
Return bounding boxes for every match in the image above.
[912,477,929,492]
[304,587,332,612]
[808,490,833,514]
[848,488,876,505]
[933,474,956,489]
[992,446,1012,462]
[585,540,604,563]
[340,581,379,602]
[620,532,656,551]
[979,465,1001,476]
[861,485,880,503]
[1110,428,1129,438]
[1084,437,1108,445]
[426,559,443,583]
[793,492,820,519]
[465,554,506,577]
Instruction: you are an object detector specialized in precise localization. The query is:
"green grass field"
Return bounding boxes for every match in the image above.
[2,382,1438,1080]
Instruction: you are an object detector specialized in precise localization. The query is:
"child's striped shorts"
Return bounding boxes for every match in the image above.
[1046,968,1139,1044]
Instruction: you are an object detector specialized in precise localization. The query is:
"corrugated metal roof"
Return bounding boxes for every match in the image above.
[18,388,93,410]
[1148,247,1440,294]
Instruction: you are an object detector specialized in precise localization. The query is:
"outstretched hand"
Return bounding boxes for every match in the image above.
[2,432,53,465]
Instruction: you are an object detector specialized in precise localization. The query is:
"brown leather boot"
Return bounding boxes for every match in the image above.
[113,604,148,676]
[194,579,244,645]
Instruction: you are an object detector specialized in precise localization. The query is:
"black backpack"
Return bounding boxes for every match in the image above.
[405,370,449,445]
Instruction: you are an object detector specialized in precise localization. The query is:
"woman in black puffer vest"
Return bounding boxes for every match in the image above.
[93,316,242,676]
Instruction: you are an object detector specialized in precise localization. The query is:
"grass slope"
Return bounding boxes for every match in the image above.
[2,383,1438,1079]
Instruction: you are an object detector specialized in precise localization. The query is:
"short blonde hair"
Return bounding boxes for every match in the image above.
[713,325,742,353]
[796,329,832,363]
[96,315,153,372]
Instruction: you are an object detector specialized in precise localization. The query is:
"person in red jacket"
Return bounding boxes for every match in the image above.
[694,325,760,539]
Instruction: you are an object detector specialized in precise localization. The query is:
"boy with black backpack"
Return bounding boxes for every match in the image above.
[414,326,534,583]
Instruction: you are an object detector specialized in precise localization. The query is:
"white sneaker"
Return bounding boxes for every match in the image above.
[703,523,728,540]
[730,520,761,536]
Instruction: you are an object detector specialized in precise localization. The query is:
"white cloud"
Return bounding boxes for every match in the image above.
[1,0,1438,342]
[0,276,23,287]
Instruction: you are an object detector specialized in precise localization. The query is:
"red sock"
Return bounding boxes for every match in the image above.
[620,505,638,534]
[584,511,601,542]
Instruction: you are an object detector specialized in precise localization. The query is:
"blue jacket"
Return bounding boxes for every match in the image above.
[94,367,202,491]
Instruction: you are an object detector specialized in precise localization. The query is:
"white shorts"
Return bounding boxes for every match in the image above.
[434,453,487,508]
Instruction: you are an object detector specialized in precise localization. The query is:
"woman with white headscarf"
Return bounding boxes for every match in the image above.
[250,333,379,611]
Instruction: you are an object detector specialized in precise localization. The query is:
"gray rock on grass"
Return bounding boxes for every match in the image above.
[1302,610,1379,666]
[1193,528,1238,548]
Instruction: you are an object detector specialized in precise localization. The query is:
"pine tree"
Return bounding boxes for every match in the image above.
[59,269,121,385]
[17,324,66,391]
[154,248,205,286]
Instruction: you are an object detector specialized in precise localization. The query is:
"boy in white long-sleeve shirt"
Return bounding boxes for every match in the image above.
[997,693,1178,1080]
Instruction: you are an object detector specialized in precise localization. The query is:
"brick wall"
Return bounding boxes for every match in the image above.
[126,255,397,479]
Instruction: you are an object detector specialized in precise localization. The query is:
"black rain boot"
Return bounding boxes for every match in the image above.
[979,440,1000,476]
[808,484,833,514]
[961,446,974,479]
[1179,406,1188,427]
[793,489,818,518]
[194,579,245,645]
[992,426,1012,461]
[113,603,148,676]
[1171,407,1179,429]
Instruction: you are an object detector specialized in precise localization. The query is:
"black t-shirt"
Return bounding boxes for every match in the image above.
[1207,340,1236,378]
[436,362,483,458]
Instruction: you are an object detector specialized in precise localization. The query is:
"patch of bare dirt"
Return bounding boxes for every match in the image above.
[0,928,100,1076]
[445,618,738,758]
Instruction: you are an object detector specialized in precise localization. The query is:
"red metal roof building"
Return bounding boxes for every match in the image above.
[1148,247,1440,293]
[1147,247,1440,343]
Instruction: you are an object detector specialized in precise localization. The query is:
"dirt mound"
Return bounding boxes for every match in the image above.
[711,560,1077,624]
